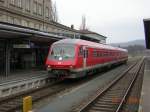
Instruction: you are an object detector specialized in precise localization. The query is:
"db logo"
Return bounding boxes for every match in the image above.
[58,62,61,64]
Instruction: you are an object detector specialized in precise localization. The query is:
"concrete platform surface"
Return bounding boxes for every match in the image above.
[0,70,49,97]
[0,70,48,84]
[139,58,150,112]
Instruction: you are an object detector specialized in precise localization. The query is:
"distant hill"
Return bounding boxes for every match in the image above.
[110,39,145,47]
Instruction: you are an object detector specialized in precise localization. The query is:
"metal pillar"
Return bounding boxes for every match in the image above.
[5,41,11,76]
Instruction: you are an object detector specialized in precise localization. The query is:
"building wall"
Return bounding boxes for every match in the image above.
[0,0,106,43]
[0,0,79,38]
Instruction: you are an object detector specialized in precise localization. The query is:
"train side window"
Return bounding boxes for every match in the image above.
[78,46,83,56]
[101,51,103,57]
[99,51,102,57]
[97,51,100,57]
[104,52,106,56]
[84,49,88,58]
[106,52,108,57]
[93,50,97,57]
[98,51,100,57]
[86,50,88,58]
[111,52,113,56]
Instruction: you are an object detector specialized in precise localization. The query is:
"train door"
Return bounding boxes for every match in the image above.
[83,46,88,69]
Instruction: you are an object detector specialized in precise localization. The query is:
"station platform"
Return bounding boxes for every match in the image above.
[0,70,49,98]
[139,57,150,112]
[0,70,47,84]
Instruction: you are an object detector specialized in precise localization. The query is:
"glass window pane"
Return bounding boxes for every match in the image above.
[48,44,75,60]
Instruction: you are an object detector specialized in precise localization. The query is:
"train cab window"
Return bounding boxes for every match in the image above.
[48,44,75,60]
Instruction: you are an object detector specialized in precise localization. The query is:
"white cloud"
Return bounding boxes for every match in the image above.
[52,0,150,43]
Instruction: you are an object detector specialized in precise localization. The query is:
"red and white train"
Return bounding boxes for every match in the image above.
[46,39,128,79]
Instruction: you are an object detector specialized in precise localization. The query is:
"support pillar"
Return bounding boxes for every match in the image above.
[5,41,11,77]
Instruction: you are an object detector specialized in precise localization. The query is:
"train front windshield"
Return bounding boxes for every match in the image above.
[48,44,75,60]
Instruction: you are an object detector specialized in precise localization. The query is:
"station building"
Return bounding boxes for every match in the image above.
[79,30,107,43]
[0,0,107,76]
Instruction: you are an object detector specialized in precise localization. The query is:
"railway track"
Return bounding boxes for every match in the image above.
[0,79,62,112]
[77,58,145,112]
[0,58,140,112]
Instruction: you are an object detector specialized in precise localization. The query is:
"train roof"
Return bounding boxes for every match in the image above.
[53,39,127,52]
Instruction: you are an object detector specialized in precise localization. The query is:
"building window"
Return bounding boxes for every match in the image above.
[29,22,34,28]
[25,0,30,11]
[33,1,37,14]
[8,16,14,24]
[38,3,42,15]
[0,0,4,3]
[35,24,40,29]
[10,0,15,5]
[39,24,43,31]
[0,15,6,22]
[14,18,21,25]
[17,0,22,8]
[0,14,4,22]
[22,20,28,27]
[45,7,49,18]
[0,14,2,21]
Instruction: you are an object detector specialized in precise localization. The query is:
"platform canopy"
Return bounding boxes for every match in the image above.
[144,19,150,49]
[0,22,66,43]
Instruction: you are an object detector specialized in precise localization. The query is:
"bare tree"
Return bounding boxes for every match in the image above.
[50,1,59,22]
[80,15,88,30]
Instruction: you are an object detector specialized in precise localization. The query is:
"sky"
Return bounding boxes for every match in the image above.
[52,0,150,43]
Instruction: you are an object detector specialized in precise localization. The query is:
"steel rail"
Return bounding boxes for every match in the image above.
[0,79,62,112]
[78,58,144,112]
[115,59,144,112]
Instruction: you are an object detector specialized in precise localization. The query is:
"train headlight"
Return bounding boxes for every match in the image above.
[70,65,73,69]
[48,65,51,68]
[47,65,51,71]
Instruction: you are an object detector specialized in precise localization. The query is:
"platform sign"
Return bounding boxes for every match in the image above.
[13,44,30,48]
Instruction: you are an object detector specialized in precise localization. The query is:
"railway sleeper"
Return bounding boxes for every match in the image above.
[90,106,116,112]
[0,105,17,111]
[97,99,115,102]
[96,101,119,105]
[88,110,108,112]
[97,99,122,104]
[0,108,10,112]
[101,94,123,98]
[100,97,119,100]
[7,101,20,105]
[110,86,128,90]
[93,103,117,108]
[106,90,127,94]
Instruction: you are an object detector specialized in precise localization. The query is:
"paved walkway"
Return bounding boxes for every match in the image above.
[139,57,150,112]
